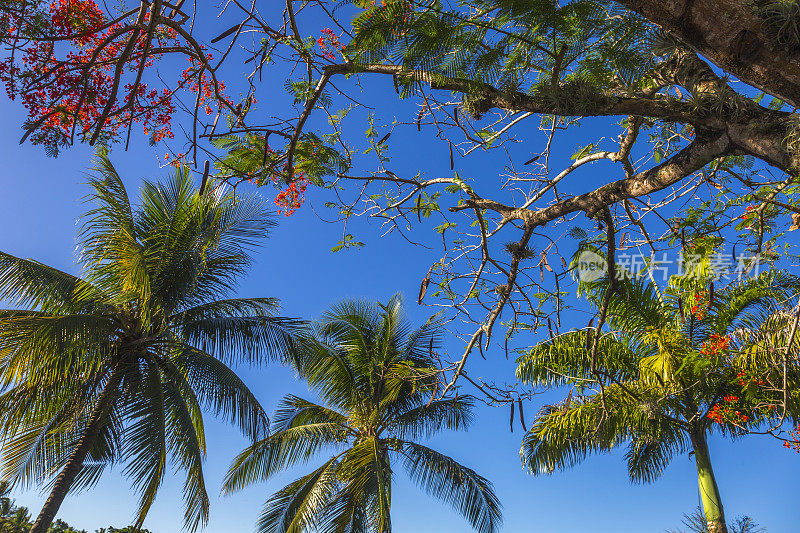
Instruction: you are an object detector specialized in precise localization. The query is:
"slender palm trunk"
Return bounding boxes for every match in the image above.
[29,366,123,533]
[689,429,728,533]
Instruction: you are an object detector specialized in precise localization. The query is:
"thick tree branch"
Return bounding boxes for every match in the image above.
[324,64,718,126]
[451,130,732,227]
[617,0,800,108]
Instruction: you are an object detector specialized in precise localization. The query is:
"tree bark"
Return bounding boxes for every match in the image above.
[28,366,123,533]
[689,429,728,533]
[617,0,800,108]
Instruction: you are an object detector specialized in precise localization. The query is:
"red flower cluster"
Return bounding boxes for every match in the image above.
[699,334,730,356]
[316,28,344,61]
[740,204,756,220]
[0,1,230,150]
[707,395,750,425]
[690,291,708,319]
[274,174,308,216]
[736,370,766,388]
[784,424,800,453]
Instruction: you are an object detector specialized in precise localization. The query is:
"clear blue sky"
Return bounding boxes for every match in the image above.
[0,5,798,532]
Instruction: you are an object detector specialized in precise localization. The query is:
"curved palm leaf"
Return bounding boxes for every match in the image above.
[398,440,501,533]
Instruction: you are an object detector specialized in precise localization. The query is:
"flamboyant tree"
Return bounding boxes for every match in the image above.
[2,0,800,447]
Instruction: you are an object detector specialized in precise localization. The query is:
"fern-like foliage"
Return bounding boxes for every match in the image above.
[348,0,657,102]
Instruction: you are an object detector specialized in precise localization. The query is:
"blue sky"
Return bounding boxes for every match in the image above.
[0,4,799,532]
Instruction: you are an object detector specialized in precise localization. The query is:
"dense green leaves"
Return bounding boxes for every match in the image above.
[349,0,655,102]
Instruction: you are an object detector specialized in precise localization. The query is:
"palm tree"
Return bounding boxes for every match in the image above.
[516,261,800,533]
[223,297,502,533]
[668,508,765,533]
[0,154,302,533]
[0,482,12,522]
[2,508,31,533]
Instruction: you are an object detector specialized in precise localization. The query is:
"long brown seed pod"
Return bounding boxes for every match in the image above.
[199,160,210,195]
[449,142,454,170]
[211,23,242,44]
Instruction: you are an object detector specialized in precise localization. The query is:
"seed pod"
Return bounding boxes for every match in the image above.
[211,23,242,44]
[449,143,454,170]
[378,132,391,145]
[518,400,527,431]
[416,108,424,131]
[709,281,715,308]
[417,273,430,305]
[509,402,515,433]
[199,160,210,195]
[547,317,555,339]
[453,107,459,125]
[563,389,573,413]
[524,155,541,165]
[416,195,422,223]
[542,252,553,272]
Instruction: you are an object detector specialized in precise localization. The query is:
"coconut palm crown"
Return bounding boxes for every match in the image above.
[0,154,302,533]
[223,297,502,533]
[516,252,800,533]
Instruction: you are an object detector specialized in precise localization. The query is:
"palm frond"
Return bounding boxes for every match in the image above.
[625,425,689,484]
[399,440,501,533]
[178,300,305,366]
[0,252,106,313]
[256,457,341,533]
[393,396,474,440]
[223,396,348,494]
[516,330,641,386]
[121,360,167,528]
[171,344,268,441]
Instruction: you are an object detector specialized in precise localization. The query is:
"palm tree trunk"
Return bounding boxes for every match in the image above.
[29,366,123,533]
[689,430,728,533]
